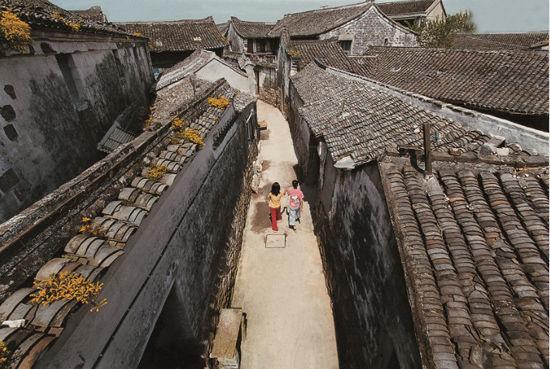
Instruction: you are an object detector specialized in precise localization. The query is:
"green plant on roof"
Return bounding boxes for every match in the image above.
[0,10,31,51]
[208,96,230,110]
[52,12,81,32]
[175,128,204,147]
[29,272,107,312]
[146,164,167,180]
[171,117,185,130]
[288,47,300,58]
[0,340,10,369]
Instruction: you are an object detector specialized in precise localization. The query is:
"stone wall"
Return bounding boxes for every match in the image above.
[34,101,258,369]
[0,36,154,222]
[321,6,419,55]
[313,162,422,369]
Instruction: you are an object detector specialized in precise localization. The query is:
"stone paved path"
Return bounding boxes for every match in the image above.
[231,100,339,369]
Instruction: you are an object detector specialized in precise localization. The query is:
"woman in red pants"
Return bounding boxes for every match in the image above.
[267,182,283,231]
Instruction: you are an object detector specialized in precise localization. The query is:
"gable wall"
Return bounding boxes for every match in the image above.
[228,23,246,53]
[320,6,418,55]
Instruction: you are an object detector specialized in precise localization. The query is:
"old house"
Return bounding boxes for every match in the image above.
[227,17,278,58]
[277,31,358,113]
[352,47,549,131]
[118,17,228,70]
[0,61,258,368]
[0,0,154,222]
[156,49,255,94]
[452,32,549,52]
[378,0,446,28]
[287,62,548,369]
[268,2,418,56]
[71,5,107,23]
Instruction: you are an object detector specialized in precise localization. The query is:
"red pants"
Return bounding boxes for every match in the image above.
[270,207,282,231]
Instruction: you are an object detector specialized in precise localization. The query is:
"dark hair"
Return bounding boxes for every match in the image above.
[271,182,280,196]
[292,180,299,189]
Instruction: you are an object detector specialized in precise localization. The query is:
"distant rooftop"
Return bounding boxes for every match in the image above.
[287,39,356,71]
[117,17,227,53]
[70,5,107,23]
[452,32,549,51]
[268,2,373,37]
[353,46,549,117]
[377,0,438,17]
[230,16,276,39]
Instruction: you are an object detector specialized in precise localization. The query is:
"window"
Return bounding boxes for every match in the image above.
[258,39,266,53]
[247,40,253,53]
[339,40,352,52]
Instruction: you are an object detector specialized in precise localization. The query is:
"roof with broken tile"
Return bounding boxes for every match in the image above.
[291,63,507,166]
[288,39,356,71]
[117,17,228,53]
[352,47,549,116]
[380,155,549,369]
[70,6,106,23]
[0,0,136,38]
[452,32,549,51]
[377,0,437,17]
[0,75,254,368]
[230,16,276,39]
[268,1,373,37]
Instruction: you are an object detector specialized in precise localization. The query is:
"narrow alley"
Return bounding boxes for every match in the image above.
[231,101,339,369]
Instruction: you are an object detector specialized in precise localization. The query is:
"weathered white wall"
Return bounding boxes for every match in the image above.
[195,59,253,94]
[426,0,446,21]
[0,37,154,222]
[321,6,419,55]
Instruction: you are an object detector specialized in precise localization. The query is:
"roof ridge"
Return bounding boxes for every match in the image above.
[366,45,549,56]
[281,1,371,18]
[231,16,276,25]
[116,17,215,25]
[376,0,435,6]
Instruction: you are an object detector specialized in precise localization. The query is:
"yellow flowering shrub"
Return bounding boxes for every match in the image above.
[208,96,230,109]
[30,272,107,312]
[0,341,9,369]
[288,47,300,58]
[176,128,204,147]
[78,216,102,236]
[171,117,185,130]
[0,10,31,51]
[144,114,154,129]
[133,32,143,37]
[146,165,167,180]
[52,12,81,32]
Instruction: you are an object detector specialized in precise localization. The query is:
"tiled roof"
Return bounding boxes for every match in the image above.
[291,63,493,166]
[117,17,228,53]
[288,39,356,71]
[230,16,276,38]
[71,6,106,23]
[381,157,549,369]
[268,2,372,37]
[453,32,550,51]
[377,0,436,16]
[0,0,134,37]
[352,47,549,116]
[0,78,253,368]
